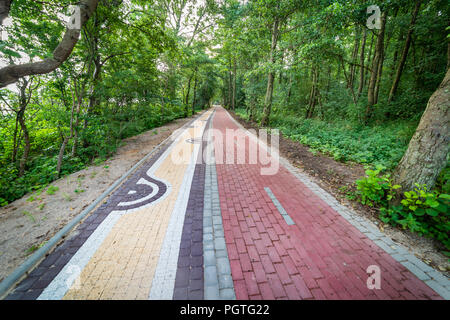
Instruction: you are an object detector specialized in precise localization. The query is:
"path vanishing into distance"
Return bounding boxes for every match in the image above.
[4,106,450,300]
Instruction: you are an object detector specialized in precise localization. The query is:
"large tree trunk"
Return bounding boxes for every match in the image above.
[0,0,99,87]
[392,68,450,192]
[388,0,422,103]
[261,18,280,127]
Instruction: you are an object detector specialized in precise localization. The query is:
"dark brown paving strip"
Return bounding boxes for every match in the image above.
[5,117,199,300]
[172,114,212,300]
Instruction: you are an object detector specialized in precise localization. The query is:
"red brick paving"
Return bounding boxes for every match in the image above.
[212,107,442,300]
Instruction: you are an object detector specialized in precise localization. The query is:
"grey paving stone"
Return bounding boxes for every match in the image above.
[427,270,450,284]
[220,288,236,300]
[203,240,214,251]
[218,274,234,289]
[215,249,228,258]
[214,237,226,251]
[424,280,450,300]
[400,261,431,281]
[390,253,408,262]
[217,258,232,275]
[205,285,220,300]
[204,233,213,242]
[204,250,216,267]
[204,265,218,287]
[373,239,395,254]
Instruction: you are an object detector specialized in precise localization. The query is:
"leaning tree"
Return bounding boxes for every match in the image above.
[393,67,450,192]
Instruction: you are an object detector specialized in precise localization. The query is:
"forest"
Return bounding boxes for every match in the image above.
[0,0,449,253]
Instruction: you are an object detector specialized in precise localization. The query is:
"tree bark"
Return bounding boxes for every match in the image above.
[261,18,280,126]
[357,28,367,98]
[447,42,450,71]
[228,59,232,109]
[392,68,450,192]
[0,0,100,88]
[364,32,374,88]
[184,74,192,116]
[348,27,361,90]
[11,115,18,162]
[232,58,237,111]
[0,0,12,25]
[366,11,387,121]
[17,109,30,177]
[16,78,33,177]
[192,70,197,115]
[388,0,422,103]
[306,66,319,118]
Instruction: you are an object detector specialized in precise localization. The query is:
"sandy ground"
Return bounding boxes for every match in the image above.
[0,114,198,282]
[229,110,449,276]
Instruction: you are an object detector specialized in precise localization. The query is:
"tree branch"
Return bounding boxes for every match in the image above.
[0,0,99,88]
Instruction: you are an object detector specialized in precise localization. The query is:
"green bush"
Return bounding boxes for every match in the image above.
[354,167,450,251]
[355,165,401,207]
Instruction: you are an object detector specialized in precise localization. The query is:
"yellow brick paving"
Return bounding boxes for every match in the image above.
[63,111,212,300]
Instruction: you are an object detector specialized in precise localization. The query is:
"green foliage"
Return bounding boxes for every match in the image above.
[355,167,450,251]
[46,186,59,195]
[355,165,401,207]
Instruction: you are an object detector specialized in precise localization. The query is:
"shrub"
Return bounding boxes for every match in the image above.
[355,167,450,251]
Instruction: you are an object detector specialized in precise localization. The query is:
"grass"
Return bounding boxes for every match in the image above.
[26,241,47,254]
[46,186,59,195]
[22,211,36,223]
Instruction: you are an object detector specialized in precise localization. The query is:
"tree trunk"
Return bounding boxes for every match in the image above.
[261,18,280,126]
[192,70,197,115]
[232,58,237,111]
[392,68,450,192]
[447,42,450,71]
[17,78,31,177]
[11,115,18,162]
[364,32,375,88]
[366,11,387,121]
[306,66,319,118]
[357,28,367,98]
[228,59,232,109]
[184,74,192,117]
[348,27,361,90]
[18,110,30,177]
[374,44,385,105]
[388,0,422,103]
